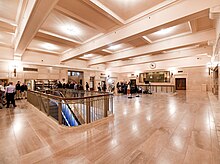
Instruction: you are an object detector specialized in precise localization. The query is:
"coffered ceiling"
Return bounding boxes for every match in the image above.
[0,0,19,22]
[0,0,219,70]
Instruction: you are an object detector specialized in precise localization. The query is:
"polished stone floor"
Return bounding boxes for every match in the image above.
[0,91,220,163]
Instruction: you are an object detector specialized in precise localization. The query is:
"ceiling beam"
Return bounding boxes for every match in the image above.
[106,46,212,68]
[209,5,220,19]
[15,0,24,24]
[34,35,75,48]
[188,20,197,33]
[108,55,211,73]
[61,0,220,62]
[38,29,82,45]
[0,42,12,48]
[0,17,17,27]
[89,29,215,65]
[26,48,61,56]
[142,36,153,44]
[125,0,179,24]
[14,0,59,56]
[0,21,15,34]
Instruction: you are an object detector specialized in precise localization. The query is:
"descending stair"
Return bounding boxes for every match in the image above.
[47,91,81,126]
[49,101,58,120]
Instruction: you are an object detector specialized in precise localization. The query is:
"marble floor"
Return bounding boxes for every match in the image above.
[0,91,220,164]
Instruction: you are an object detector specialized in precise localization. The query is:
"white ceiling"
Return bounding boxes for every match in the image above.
[0,0,19,21]
[0,0,217,66]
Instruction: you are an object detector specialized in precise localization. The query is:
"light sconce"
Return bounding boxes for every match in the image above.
[10,60,21,78]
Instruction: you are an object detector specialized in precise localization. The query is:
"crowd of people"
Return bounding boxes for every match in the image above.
[0,80,132,109]
[53,81,111,93]
[116,81,138,94]
[54,81,84,90]
[0,81,27,109]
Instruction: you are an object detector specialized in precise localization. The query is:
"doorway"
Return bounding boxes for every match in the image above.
[68,70,84,85]
[175,78,186,90]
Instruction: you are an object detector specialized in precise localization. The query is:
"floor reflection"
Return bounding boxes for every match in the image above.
[0,91,219,163]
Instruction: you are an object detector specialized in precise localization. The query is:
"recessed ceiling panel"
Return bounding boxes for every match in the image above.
[79,53,102,60]
[28,39,69,54]
[92,50,112,56]
[105,43,133,53]
[0,31,13,45]
[145,22,191,42]
[0,0,19,21]
[57,0,119,31]
[127,37,149,47]
[41,10,101,43]
[97,0,165,20]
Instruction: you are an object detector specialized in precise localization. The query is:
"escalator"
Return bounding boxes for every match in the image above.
[48,91,82,126]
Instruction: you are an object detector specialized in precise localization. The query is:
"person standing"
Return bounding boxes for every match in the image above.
[74,82,78,90]
[15,81,21,100]
[69,81,74,89]
[102,82,107,92]
[127,82,131,95]
[20,83,24,99]
[57,81,62,88]
[62,82,66,89]
[86,82,89,91]
[20,83,27,99]
[5,82,16,108]
[97,83,101,92]
[66,82,70,89]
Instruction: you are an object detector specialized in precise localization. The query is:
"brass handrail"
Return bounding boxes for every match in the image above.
[27,89,114,126]
[28,89,113,101]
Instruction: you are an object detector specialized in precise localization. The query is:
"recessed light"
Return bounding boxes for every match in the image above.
[42,43,58,51]
[108,44,121,51]
[83,54,93,58]
[155,26,175,35]
[63,25,81,36]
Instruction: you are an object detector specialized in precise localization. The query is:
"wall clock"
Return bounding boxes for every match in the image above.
[150,62,156,69]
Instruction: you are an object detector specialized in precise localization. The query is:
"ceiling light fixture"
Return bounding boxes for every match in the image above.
[83,54,93,58]
[42,43,58,51]
[108,44,121,51]
[155,26,175,35]
[63,25,81,36]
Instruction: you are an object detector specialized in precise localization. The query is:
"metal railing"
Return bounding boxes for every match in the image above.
[27,89,113,126]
